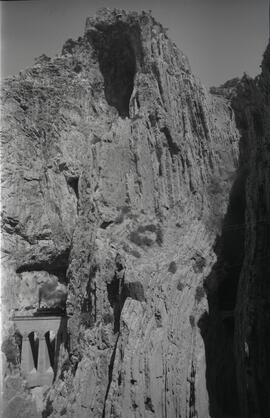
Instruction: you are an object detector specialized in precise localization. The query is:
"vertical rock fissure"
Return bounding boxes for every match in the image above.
[81,265,97,328]
[188,362,196,418]
[90,23,137,118]
[102,334,120,418]
[107,255,126,333]
[102,255,126,416]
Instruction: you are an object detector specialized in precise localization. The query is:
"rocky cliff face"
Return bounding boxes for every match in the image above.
[1,8,268,418]
[233,44,270,418]
[205,45,270,418]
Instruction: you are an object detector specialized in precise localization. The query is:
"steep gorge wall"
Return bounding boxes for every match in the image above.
[205,43,270,418]
[233,44,270,418]
[1,8,262,418]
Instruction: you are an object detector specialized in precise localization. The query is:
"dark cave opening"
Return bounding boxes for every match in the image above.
[90,23,137,117]
[200,168,247,418]
[15,250,70,317]
[16,247,70,281]
[67,176,79,200]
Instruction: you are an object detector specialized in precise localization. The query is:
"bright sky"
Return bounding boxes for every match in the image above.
[1,0,268,86]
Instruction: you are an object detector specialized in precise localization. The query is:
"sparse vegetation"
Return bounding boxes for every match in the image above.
[155,310,162,327]
[195,286,205,303]
[130,249,141,258]
[189,315,195,328]
[73,63,82,73]
[92,135,102,145]
[80,312,94,328]
[145,397,155,412]
[103,312,114,325]
[192,254,206,273]
[156,226,163,246]
[115,205,131,224]
[137,224,156,233]
[207,176,224,195]
[34,54,51,65]
[1,334,20,365]
[177,280,184,291]
[128,223,163,248]
[62,38,77,54]
[122,242,141,258]
[168,261,177,273]
[129,231,154,247]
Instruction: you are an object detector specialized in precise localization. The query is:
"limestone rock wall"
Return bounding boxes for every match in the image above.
[203,44,270,418]
[233,44,270,418]
[1,9,243,418]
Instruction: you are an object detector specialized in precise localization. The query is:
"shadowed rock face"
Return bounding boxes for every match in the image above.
[90,22,137,117]
[202,45,270,418]
[1,7,269,418]
[232,45,270,418]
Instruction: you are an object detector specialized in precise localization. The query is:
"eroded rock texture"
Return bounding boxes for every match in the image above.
[202,43,270,418]
[233,45,270,418]
[1,8,268,418]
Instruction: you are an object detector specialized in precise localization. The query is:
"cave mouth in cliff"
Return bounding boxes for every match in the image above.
[16,248,70,281]
[93,24,137,118]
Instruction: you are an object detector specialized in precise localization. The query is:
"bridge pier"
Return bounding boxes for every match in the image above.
[14,315,66,388]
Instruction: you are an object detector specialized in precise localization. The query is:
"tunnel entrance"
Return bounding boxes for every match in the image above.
[91,23,137,118]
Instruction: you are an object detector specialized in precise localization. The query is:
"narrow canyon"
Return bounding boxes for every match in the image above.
[1,9,269,418]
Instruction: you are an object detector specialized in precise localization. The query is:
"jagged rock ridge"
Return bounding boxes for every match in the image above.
[1,8,268,418]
